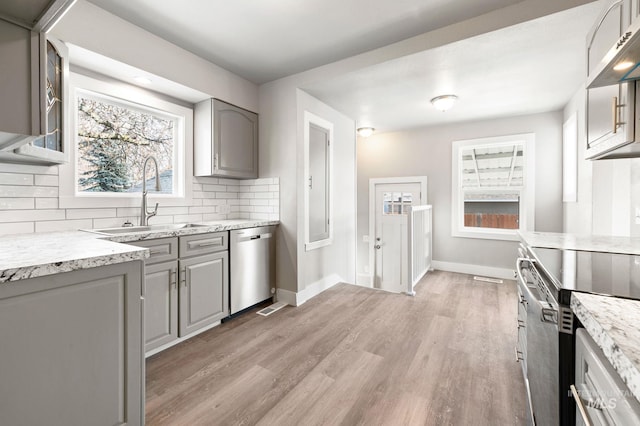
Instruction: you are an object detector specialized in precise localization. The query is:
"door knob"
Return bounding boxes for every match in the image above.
[375,244,381,249]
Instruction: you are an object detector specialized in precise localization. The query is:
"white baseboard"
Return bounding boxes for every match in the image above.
[276,274,342,307]
[356,273,372,287]
[431,260,514,281]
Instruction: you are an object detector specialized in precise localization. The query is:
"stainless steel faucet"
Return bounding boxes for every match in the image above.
[140,156,161,225]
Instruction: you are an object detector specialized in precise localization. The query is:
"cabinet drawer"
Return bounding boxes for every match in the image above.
[180,231,228,257]
[130,237,178,265]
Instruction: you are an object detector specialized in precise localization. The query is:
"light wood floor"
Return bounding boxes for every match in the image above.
[146,271,526,425]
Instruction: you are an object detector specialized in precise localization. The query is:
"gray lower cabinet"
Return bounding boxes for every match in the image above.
[179,251,229,336]
[145,260,179,351]
[0,261,144,426]
[132,232,228,355]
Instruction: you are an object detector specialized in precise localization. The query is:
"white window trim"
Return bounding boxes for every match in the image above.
[303,111,333,251]
[451,133,535,241]
[59,72,193,209]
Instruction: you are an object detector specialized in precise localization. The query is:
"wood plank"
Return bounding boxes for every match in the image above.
[146,271,526,425]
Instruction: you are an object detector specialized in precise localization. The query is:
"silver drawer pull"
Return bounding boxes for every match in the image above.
[149,248,168,256]
[515,346,524,362]
[188,239,223,248]
[571,384,594,426]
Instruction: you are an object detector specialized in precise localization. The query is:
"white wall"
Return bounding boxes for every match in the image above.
[259,79,357,296]
[52,0,258,112]
[357,111,564,277]
[563,85,640,236]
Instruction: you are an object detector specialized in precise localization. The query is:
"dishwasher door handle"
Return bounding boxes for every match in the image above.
[237,232,272,242]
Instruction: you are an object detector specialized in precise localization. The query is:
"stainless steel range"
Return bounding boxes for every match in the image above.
[516,244,640,425]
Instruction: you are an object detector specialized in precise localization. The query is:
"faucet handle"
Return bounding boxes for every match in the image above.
[147,202,159,216]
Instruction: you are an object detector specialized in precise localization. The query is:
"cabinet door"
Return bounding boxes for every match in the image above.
[0,262,143,426]
[586,0,635,159]
[144,260,178,353]
[214,99,258,179]
[179,251,228,336]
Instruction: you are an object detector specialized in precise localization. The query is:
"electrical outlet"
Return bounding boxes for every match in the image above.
[363,234,369,243]
[219,204,231,214]
[636,207,640,225]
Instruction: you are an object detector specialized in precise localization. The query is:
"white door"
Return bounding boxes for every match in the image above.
[373,182,422,293]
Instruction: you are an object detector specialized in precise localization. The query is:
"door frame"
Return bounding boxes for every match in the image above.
[368,176,428,288]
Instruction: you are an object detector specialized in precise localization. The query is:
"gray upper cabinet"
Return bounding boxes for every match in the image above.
[0,1,73,164]
[194,98,258,179]
[585,0,638,160]
[0,261,144,426]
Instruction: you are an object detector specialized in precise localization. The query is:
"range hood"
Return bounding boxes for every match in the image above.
[588,17,640,88]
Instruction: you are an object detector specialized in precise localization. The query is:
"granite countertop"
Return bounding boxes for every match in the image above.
[571,292,640,404]
[519,231,640,255]
[0,219,278,284]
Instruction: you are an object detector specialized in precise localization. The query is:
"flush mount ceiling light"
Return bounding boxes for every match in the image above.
[430,94,458,112]
[357,127,375,137]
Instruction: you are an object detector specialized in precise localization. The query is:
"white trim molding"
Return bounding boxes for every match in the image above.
[432,260,514,281]
[276,274,342,307]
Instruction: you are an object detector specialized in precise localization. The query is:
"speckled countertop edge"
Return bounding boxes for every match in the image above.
[519,231,640,255]
[0,219,278,284]
[571,292,640,404]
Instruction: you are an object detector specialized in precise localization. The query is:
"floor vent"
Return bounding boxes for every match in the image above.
[257,301,287,317]
[473,276,504,284]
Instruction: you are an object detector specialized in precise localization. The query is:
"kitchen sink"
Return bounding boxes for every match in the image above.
[91,223,209,235]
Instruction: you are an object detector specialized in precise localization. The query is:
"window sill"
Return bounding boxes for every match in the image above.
[452,227,521,242]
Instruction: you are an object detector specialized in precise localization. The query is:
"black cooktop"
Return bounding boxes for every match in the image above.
[529,246,640,302]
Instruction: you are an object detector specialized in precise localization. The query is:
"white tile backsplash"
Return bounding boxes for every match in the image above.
[0,172,279,235]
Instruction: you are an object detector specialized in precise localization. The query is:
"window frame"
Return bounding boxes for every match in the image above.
[59,72,193,209]
[451,133,535,241]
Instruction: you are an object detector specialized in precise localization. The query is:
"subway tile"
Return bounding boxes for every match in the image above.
[0,173,33,186]
[201,198,227,206]
[250,185,270,192]
[253,192,273,199]
[248,178,273,185]
[203,184,227,192]
[36,219,93,233]
[34,174,59,186]
[238,192,254,199]
[217,178,239,185]
[117,208,141,217]
[0,209,65,223]
[239,206,254,212]
[227,212,242,219]
[268,199,279,206]
[66,208,117,220]
[0,198,35,209]
[215,192,238,199]
[190,198,203,206]
[0,221,34,235]
[0,185,58,198]
[203,213,227,221]
[253,206,272,213]
[147,215,175,225]
[173,214,203,223]
[269,185,279,192]
[225,185,240,193]
[35,198,58,209]
[192,191,205,199]
[249,212,270,220]
[249,199,269,206]
[192,184,203,191]
[155,206,189,216]
[0,163,57,175]
[271,177,279,184]
[189,206,214,214]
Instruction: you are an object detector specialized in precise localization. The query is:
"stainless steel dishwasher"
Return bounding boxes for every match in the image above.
[229,225,275,315]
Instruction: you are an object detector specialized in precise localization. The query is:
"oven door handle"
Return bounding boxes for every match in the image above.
[516,257,558,325]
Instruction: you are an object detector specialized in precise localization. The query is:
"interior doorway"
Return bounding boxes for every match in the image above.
[369,177,427,293]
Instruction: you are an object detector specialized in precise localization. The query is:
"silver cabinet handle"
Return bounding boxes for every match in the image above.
[170,270,177,287]
[612,96,625,134]
[187,238,222,248]
[515,346,524,362]
[571,384,594,426]
[375,244,381,249]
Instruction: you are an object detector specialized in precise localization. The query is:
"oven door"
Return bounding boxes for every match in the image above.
[517,257,559,426]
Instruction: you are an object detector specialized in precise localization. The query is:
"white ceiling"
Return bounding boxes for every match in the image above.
[81,0,606,133]
[86,0,525,84]
[303,1,605,132]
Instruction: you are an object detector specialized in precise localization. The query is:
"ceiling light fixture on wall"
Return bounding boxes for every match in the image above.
[357,127,375,137]
[430,94,458,111]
